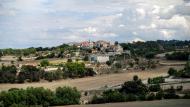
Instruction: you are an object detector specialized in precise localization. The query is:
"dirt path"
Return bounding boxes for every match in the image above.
[0,66,183,91]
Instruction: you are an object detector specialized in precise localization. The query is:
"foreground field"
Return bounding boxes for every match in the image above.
[0,66,183,91]
[59,99,190,107]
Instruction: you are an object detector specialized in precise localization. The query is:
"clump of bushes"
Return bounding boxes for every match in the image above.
[149,84,161,92]
[148,77,165,84]
[0,86,80,107]
[165,51,190,61]
[168,62,190,78]
[90,75,189,104]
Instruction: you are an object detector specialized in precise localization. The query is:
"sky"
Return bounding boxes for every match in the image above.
[0,0,190,48]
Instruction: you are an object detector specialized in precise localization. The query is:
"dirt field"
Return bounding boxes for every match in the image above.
[58,99,190,107]
[0,66,183,91]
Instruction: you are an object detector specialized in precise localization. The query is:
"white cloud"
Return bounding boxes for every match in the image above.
[0,0,189,48]
[136,8,146,18]
[131,38,145,43]
[82,27,97,34]
[160,29,175,39]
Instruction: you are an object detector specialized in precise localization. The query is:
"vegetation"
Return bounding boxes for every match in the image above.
[148,77,165,84]
[90,75,190,104]
[43,68,63,82]
[0,62,95,83]
[63,62,95,78]
[0,86,80,107]
[168,62,190,78]
[166,51,190,61]
[0,65,17,83]
[120,40,190,58]
[40,60,50,67]
[18,65,41,83]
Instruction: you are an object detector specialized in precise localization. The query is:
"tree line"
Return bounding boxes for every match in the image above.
[0,62,96,83]
[165,51,190,61]
[90,75,190,104]
[0,86,80,107]
[168,61,190,78]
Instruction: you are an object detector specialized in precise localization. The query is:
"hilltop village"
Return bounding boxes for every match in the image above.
[0,40,190,106]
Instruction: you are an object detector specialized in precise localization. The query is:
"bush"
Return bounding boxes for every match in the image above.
[0,86,81,106]
[115,63,122,69]
[63,62,86,78]
[138,94,146,101]
[168,68,177,76]
[125,94,137,101]
[55,87,81,105]
[183,92,190,99]
[91,95,105,104]
[165,52,189,61]
[0,65,17,83]
[163,86,179,99]
[40,60,49,67]
[155,90,163,100]
[121,76,148,95]
[149,84,161,92]
[146,93,155,101]
[19,65,40,82]
[102,90,125,103]
[145,52,155,59]
[148,77,165,84]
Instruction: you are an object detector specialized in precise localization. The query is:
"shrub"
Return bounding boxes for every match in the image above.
[163,86,179,99]
[91,95,105,104]
[138,94,146,101]
[149,84,161,92]
[121,76,148,95]
[55,87,81,105]
[183,92,190,99]
[146,93,155,101]
[125,94,137,101]
[40,60,49,67]
[148,77,165,84]
[155,90,163,100]
[19,65,40,82]
[102,90,125,103]
[168,68,177,76]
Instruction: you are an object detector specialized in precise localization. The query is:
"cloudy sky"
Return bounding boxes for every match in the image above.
[0,0,190,48]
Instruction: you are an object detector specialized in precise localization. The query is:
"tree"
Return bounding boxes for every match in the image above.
[55,87,81,105]
[133,75,139,81]
[168,68,177,76]
[0,86,81,106]
[115,62,122,69]
[40,60,49,67]
[102,90,125,103]
[63,62,86,78]
[83,55,89,61]
[145,52,155,59]
[0,65,17,83]
[121,76,148,95]
[20,65,40,82]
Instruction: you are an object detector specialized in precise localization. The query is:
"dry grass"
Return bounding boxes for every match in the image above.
[58,99,190,107]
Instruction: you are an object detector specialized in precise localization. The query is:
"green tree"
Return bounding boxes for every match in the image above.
[20,65,40,82]
[55,87,81,105]
[40,60,49,67]
[121,76,148,95]
[168,68,177,76]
